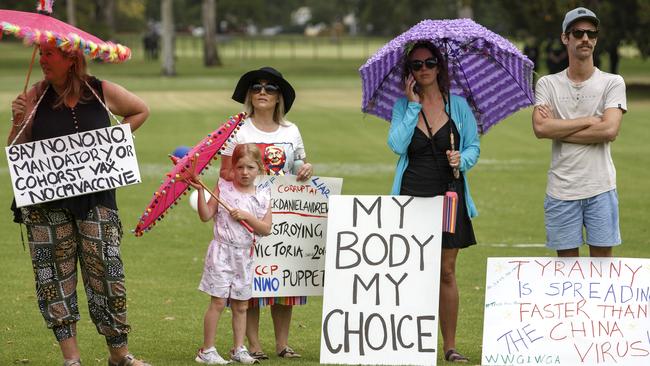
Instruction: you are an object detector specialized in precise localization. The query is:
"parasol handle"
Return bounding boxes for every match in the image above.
[196,180,255,233]
[450,131,460,179]
[23,46,38,95]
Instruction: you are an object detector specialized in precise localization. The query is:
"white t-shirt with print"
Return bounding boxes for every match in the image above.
[535,68,626,200]
[223,117,306,175]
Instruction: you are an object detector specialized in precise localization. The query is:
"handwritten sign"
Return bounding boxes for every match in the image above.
[6,124,141,207]
[482,257,650,366]
[252,175,342,297]
[320,195,442,365]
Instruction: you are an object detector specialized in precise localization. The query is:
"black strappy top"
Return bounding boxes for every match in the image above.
[13,77,118,220]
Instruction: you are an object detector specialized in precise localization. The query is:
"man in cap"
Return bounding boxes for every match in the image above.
[532,7,627,257]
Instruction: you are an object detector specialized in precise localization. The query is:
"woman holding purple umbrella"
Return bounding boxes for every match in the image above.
[388,41,480,363]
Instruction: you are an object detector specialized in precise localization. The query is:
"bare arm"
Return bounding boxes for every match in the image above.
[188,180,220,222]
[561,107,622,144]
[532,104,599,139]
[231,205,272,236]
[102,80,149,132]
[219,155,234,181]
[7,83,45,145]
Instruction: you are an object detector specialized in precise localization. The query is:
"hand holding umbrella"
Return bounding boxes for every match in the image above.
[173,154,254,233]
[447,133,460,179]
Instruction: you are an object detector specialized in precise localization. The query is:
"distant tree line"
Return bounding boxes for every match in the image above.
[1,0,647,75]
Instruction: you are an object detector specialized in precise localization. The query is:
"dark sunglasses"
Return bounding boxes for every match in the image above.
[568,29,599,39]
[250,83,280,94]
[409,57,439,71]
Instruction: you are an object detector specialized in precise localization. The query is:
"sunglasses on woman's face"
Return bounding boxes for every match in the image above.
[250,83,280,94]
[568,29,599,39]
[409,58,438,71]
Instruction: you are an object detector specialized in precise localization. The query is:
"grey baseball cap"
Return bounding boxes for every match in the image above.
[562,7,599,32]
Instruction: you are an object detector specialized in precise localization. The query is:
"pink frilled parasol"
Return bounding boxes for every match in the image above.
[133,113,248,236]
[0,0,131,92]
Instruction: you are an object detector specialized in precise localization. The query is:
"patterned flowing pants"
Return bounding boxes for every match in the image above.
[21,205,130,348]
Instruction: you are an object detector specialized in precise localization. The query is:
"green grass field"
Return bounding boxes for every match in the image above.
[1,42,649,365]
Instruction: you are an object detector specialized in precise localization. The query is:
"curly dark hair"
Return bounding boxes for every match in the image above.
[402,41,450,100]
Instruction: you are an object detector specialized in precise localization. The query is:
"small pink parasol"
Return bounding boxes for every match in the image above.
[134,112,248,236]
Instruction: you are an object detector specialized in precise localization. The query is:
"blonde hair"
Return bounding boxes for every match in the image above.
[243,89,287,125]
[49,47,93,109]
[232,143,265,174]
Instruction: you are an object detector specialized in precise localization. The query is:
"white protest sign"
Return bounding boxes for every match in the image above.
[482,257,650,366]
[253,175,342,297]
[320,195,442,366]
[6,124,141,207]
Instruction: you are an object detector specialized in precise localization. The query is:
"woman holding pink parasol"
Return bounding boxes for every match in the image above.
[8,43,150,366]
[388,41,479,363]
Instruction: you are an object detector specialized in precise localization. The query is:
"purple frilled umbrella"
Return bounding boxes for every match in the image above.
[360,18,534,133]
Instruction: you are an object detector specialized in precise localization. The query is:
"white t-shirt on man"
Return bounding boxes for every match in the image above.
[535,68,627,200]
[223,117,306,175]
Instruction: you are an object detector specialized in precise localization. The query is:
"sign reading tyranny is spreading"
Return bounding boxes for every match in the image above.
[320,195,442,366]
[482,257,650,366]
[252,175,342,297]
[6,124,141,207]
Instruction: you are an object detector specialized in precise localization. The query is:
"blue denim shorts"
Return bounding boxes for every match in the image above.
[544,190,621,250]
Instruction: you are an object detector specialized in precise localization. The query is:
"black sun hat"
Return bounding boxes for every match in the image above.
[231,66,296,113]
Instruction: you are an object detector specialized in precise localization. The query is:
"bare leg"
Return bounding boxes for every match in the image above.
[246,305,263,353]
[271,304,292,353]
[589,245,612,257]
[231,300,248,349]
[557,248,580,257]
[439,248,460,353]
[60,336,81,361]
[201,297,226,350]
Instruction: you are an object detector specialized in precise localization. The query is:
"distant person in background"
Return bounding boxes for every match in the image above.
[545,37,568,74]
[533,7,627,258]
[143,21,160,60]
[523,36,540,73]
[220,67,313,360]
[608,43,620,74]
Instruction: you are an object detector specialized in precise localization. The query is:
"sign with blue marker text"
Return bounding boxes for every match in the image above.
[320,195,442,365]
[482,257,650,366]
[6,124,140,207]
[252,175,342,297]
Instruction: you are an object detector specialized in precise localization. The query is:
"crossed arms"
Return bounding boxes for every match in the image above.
[532,105,623,144]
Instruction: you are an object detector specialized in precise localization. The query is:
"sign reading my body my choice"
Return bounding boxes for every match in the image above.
[482,257,650,366]
[253,175,342,297]
[320,195,442,366]
[6,124,141,207]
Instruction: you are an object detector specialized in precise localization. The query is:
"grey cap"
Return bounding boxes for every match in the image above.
[562,7,599,32]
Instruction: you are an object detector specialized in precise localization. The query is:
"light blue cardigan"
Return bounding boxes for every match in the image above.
[388,95,480,218]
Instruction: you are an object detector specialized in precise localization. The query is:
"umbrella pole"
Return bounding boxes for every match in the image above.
[23,45,38,95]
[197,179,255,233]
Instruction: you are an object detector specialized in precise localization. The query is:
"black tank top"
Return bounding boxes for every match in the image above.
[27,77,117,219]
[400,120,463,197]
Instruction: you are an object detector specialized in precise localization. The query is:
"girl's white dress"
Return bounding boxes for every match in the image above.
[198,179,270,300]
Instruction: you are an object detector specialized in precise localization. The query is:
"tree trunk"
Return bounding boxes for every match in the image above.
[103,0,116,35]
[202,0,222,66]
[66,0,76,26]
[161,0,176,76]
